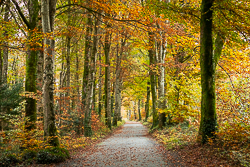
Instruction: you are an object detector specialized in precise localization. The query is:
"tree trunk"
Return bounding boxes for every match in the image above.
[118,80,122,121]
[23,0,39,131]
[158,35,166,129]
[82,12,92,135]
[84,13,99,137]
[42,0,59,146]
[98,53,102,117]
[145,81,150,122]
[66,0,71,114]
[12,0,39,131]
[148,32,158,128]
[37,18,44,125]
[2,0,9,85]
[199,0,217,144]
[133,101,137,120]
[66,35,71,112]
[214,32,225,69]
[104,29,112,129]
[138,99,141,121]
[0,49,2,83]
[113,38,125,126]
[37,40,44,124]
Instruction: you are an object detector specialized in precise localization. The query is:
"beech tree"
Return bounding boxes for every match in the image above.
[41,0,59,146]
[12,0,39,130]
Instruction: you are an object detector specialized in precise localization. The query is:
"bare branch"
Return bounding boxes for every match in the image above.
[11,0,30,28]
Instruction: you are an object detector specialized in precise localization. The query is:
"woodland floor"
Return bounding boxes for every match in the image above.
[32,121,242,167]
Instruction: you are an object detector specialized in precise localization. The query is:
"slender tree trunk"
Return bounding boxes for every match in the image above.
[2,0,9,84]
[0,49,2,83]
[148,32,158,128]
[118,80,122,121]
[98,53,102,117]
[37,40,44,124]
[82,13,92,135]
[138,99,141,121]
[42,0,59,146]
[0,49,2,130]
[66,35,71,111]
[158,35,166,129]
[111,84,114,117]
[113,38,125,126]
[198,0,217,144]
[145,81,150,122]
[66,0,71,114]
[133,101,137,120]
[58,45,66,128]
[104,29,112,129]
[84,14,99,137]
[92,16,99,113]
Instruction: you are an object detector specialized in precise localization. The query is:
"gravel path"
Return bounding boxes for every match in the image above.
[57,121,181,167]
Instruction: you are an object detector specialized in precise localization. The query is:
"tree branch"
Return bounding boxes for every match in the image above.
[11,0,30,28]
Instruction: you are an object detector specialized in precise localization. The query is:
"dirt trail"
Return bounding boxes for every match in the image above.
[57,121,182,167]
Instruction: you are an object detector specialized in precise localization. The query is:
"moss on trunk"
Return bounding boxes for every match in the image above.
[199,0,217,144]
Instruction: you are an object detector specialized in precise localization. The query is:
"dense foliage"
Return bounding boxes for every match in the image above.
[0,0,249,165]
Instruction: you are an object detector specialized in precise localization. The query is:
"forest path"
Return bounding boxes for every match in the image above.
[57,121,182,167]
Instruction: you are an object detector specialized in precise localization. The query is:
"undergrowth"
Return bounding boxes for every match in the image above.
[144,118,250,166]
[0,112,125,166]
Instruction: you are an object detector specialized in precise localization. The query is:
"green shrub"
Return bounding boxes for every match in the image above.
[36,147,70,164]
[22,150,37,160]
[0,154,20,167]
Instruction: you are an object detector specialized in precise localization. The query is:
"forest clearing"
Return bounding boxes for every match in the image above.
[0,0,249,166]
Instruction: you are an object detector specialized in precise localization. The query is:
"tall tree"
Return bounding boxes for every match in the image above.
[138,99,141,121]
[12,0,39,130]
[199,0,217,144]
[2,0,9,85]
[65,0,71,113]
[157,33,166,129]
[148,32,158,128]
[98,53,102,118]
[113,38,125,126]
[41,0,59,146]
[144,81,150,121]
[104,27,112,129]
[84,12,100,137]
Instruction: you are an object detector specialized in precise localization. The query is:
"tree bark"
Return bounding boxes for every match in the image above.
[138,99,141,121]
[0,49,2,83]
[133,101,137,120]
[84,13,99,137]
[82,12,92,135]
[198,0,217,144]
[42,0,59,146]
[113,39,125,126]
[12,0,39,131]
[214,32,225,69]
[22,0,39,131]
[2,0,9,85]
[65,0,71,114]
[158,34,166,129]
[145,81,150,122]
[148,32,158,128]
[104,28,112,129]
[98,53,102,117]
